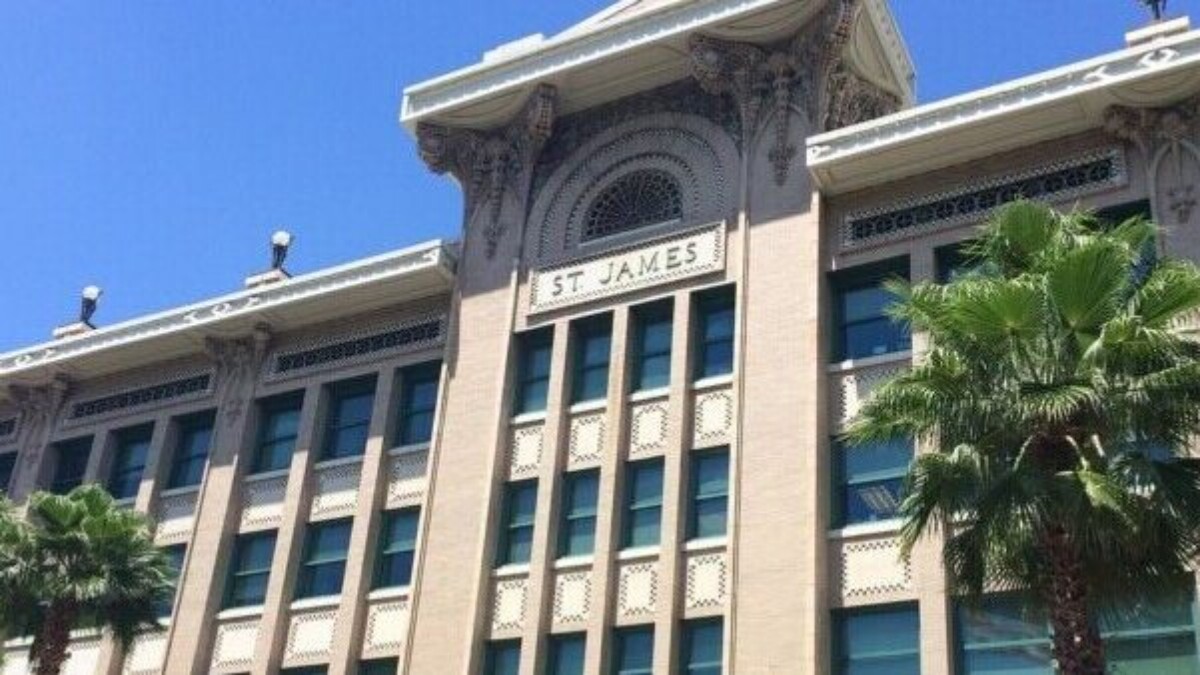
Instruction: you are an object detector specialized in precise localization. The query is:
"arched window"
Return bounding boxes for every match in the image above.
[582,169,683,241]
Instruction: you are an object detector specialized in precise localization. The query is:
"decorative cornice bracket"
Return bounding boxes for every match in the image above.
[417,84,559,257]
[1105,96,1200,224]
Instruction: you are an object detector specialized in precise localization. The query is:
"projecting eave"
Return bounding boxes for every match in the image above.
[806,19,1200,195]
[400,0,915,134]
[0,241,457,391]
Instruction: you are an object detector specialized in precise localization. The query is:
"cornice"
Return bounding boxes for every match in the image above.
[0,241,456,379]
[806,24,1200,182]
[400,0,914,133]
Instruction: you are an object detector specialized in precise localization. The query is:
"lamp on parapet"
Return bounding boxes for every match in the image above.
[80,285,102,327]
[1140,0,1168,20]
[271,230,293,272]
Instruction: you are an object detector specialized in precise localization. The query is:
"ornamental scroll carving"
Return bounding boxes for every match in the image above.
[1105,96,1200,225]
[204,326,271,428]
[689,0,901,185]
[417,85,558,258]
[7,375,71,475]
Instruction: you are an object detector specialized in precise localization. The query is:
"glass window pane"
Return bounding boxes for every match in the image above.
[835,439,912,528]
[52,437,92,494]
[375,509,419,589]
[359,658,398,675]
[615,627,654,675]
[0,453,15,494]
[499,482,537,566]
[485,641,521,675]
[836,605,920,675]
[299,520,351,598]
[691,452,728,539]
[842,286,894,323]
[256,399,301,473]
[561,472,599,558]
[626,508,661,548]
[637,353,672,391]
[169,418,213,489]
[625,461,663,548]
[109,430,150,500]
[550,634,586,675]
[684,620,723,675]
[629,462,663,506]
[157,544,187,618]
[693,498,728,540]
[226,532,275,608]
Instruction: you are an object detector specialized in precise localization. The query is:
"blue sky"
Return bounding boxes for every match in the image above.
[0,0,1172,351]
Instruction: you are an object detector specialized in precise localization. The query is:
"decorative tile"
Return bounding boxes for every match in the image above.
[310,460,362,521]
[386,449,429,507]
[509,424,543,479]
[838,537,912,601]
[154,490,198,545]
[692,387,733,448]
[629,400,669,458]
[552,570,592,626]
[617,561,658,620]
[491,577,529,635]
[62,638,101,675]
[363,599,410,657]
[831,362,909,431]
[283,609,338,664]
[211,619,260,672]
[568,413,605,468]
[685,551,729,611]
[122,633,168,675]
[239,475,287,531]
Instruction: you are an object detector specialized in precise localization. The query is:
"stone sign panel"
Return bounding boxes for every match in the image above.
[530,222,726,312]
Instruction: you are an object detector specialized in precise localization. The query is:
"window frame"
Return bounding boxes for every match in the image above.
[0,452,15,495]
[497,480,538,566]
[484,640,521,675]
[833,602,922,675]
[830,257,911,362]
[158,544,187,618]
[50,436,92,495]
[224,530,277,609]
[396,361,442,447]
[514,329,554,415]
[296,518,354,599]
[613,626,655,675]
[321,377,377,462]
[682,619,724,675]
[693,287,736,381]
[107,424,153,501]
[548,633,587,675]
[373,507,420,590]
[167,412,215,490]
[831,437,913,529]
[252,392,304,475]
[631,302,674,392]
[623,459,664,549]
[571,315,613,405]
[558,470,599,559]
[688,449,729,541]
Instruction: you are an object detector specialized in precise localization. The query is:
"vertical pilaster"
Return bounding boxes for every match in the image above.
[328,368,398,675]
[7,377,71,503]
[650,291,696,672]
[582,307,634,675]
[250,381,325,674]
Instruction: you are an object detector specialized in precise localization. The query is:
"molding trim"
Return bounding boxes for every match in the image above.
[841,147,1127,250]
[807,26,1200,173]
[0,242,454,379]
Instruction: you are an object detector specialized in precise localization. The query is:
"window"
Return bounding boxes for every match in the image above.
[548,634,586,675]
[484,640,521,675]
[397,361,441,446]
[832,258,911,361]
[694,287,735,380]
[834,604,921,675]
[832,438,912,528]
[613,626,654,675]
[583,169,683,241]
[497,481,537,566]
[158,544,187,618]
[281,668,327,675]
[322,378,376,461]
[632,302,673,392]
[50,436,92,494]
[107,425,152,500]
[623,459,664,549]
[225,531,276,608]
[297,518,353,599]
[358,659,397,675]
[515,329,553,415]
[572,315,612,404]
[682,619,723,675]
[253,392,303,474]
[689,450,729,540]
[935,242,983,284]
[0,452,17,495]
[559,470,599,558]
[374,508,419,589]
[956,587,1199,675]
[167,413,214,489]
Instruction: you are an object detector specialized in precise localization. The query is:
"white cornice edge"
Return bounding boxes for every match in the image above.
[806,25,1200,171]
[0,241,457,378]
[399,0,791,131]
[863,0,916,102]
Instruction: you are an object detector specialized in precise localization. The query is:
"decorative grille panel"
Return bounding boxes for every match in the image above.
[509,424,544,479]
[685,551,729,613]
[211,619,260,672]
[568,412,605,468]
[240,475,288,531]
[155,490,198,545]
[842,148,1126,250]
[386,449,428,507]
[617,561,659,621]
[272,317,443,376]
[629,399,669,458]
[552,570,592,626]
[583,169,683,241]
[693,386,734,448]
[490,577,529,636]
[69,373,212,420]
[832,361,909,431]
[836,536,913,604]
[310,460,362,521]
[363,599,410,657]
[283,609,338,665]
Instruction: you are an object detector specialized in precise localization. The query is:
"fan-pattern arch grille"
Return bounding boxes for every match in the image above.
[582,169,683,241]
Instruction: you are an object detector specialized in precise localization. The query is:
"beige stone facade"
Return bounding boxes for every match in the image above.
[4,1,1200,673]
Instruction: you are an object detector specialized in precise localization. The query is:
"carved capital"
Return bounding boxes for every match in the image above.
[689,0,900,185]
[1104,97,1200,154]
[417,84,559,258]
[204,325,272,427]
[8,374,71,463]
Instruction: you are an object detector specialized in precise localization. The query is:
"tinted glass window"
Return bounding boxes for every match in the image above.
[297,519,353,599]
[515,330,553,415]
[683,620,723,675]
[549,634,586,675]
[614,627,654,675]
[690,450,729,540]
[833,438,912,528]
[375,508,419,589]
[633,304,673,392]
[323,379,376,461]
[624,460,663,549]
[832,260,910,361]
[398,362,440,446]
[694,289,735,380]
[225,531,276,608]
[0,453,15,495]
[254,393,302,474]
[108,425,152,500]
[572,317,612,404]
[51,437,92,494]
[834,604,921,675]
[168,414,214,489]
[485,641,521,675]
[559,471,599,558]
[497,481,538,566]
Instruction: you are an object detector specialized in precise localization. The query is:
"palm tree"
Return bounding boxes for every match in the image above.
[0,485,174,675]
[845,201,1200,675]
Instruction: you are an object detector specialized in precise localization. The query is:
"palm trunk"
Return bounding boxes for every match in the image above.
[1040,529,1106,675]
[33,600,78,675]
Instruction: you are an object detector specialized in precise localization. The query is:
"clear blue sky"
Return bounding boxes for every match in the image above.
[0,0,1175,351]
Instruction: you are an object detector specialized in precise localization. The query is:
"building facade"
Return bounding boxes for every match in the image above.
[2,1,1200,673]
